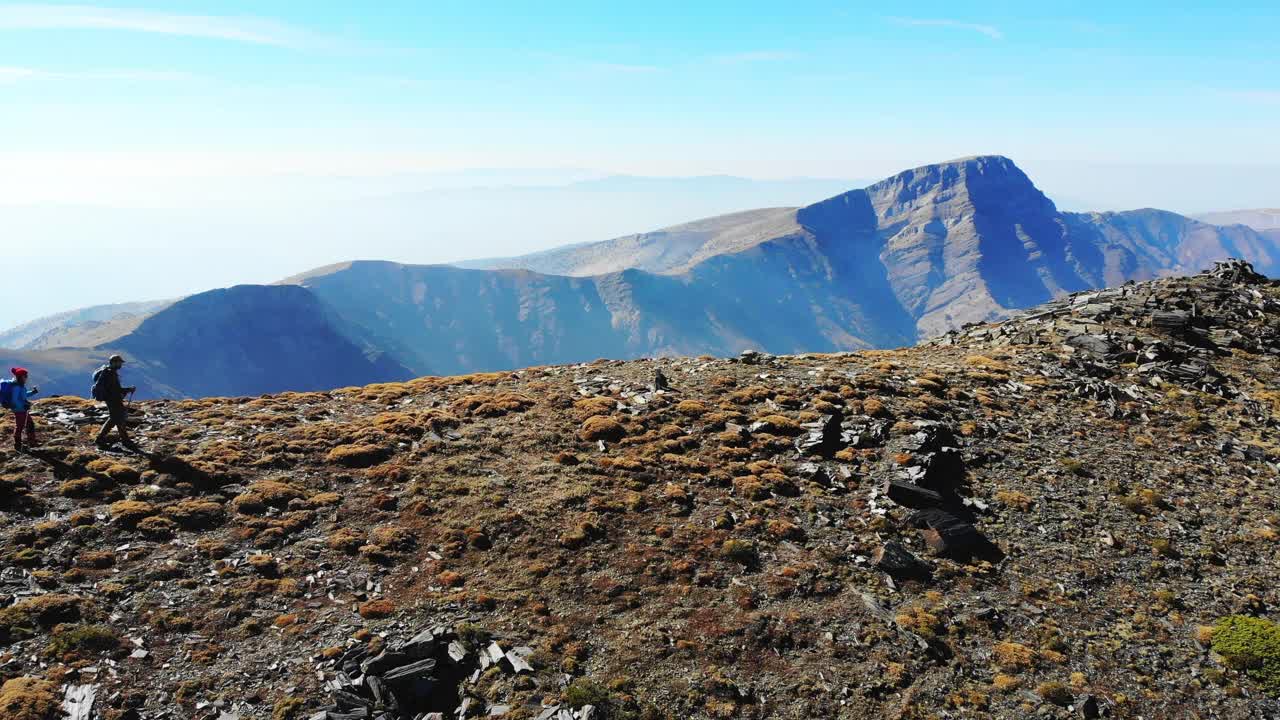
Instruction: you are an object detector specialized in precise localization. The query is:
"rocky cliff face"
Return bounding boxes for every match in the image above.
[461,155,1278,347]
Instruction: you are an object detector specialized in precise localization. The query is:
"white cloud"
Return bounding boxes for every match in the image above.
[0,65,193,83]
[889,17,1004,40]
[0,3,317,47]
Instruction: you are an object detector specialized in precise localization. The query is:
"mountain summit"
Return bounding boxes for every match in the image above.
[2,156,1277,398]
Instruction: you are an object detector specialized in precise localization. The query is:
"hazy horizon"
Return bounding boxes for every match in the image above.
[2,1,1278,328]
[3,157,1279,331]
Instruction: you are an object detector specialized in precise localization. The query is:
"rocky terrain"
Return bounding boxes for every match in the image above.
[5,157,1277,399]
[1,260,1278,719]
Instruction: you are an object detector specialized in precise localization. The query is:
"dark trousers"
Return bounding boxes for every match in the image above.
[12,411,35,446]
[97,402,130,443]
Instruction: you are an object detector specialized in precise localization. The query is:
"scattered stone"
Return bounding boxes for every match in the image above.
[885,480,944,509]
[872,542,930,580]
[910,509,984,556]
[504,647,534,674]
[1078,694,1102,719]
[794,412,844,457]
[62,683,97,720]
[299,626,539,720]
[448,640,467,663]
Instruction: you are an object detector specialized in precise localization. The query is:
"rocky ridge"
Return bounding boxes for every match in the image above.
[0,261,1278,719]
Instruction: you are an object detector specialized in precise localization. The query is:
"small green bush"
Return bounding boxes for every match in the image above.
[1059,458,1088,477]
[46,623,120,659]
[564,678,611,708]
[1035,680,1072,705]
[1211,615,1280,696]
[721,539,757,565]
[455,623,491,649]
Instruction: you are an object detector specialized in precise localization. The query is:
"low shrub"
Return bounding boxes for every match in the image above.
[0,594,84,643]
[358,599,395,619]
[1211,615,1280,695]
[45,623,120,660]
[579,416,626,442]
[721,539,757,565]
[0,677,60,720]
[327,444,393,468]
[109,500,155,528]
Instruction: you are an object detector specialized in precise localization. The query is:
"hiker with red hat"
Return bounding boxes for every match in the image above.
[0,367,39,451]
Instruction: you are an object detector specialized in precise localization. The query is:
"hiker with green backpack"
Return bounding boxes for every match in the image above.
[1,367,39,451]
[92,354,138,449]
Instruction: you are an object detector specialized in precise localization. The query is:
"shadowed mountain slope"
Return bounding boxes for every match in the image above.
[112,285,413,397]
[3,285,412,399]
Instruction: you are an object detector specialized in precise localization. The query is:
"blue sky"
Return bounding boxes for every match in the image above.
[4,1,1279,182]
[1,1,1278,326]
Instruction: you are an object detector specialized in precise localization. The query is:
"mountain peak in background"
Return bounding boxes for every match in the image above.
[2,156,1276,399]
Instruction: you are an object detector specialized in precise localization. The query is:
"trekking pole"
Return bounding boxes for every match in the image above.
[126,388,136,411]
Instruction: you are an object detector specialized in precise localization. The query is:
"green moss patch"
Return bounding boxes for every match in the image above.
[1212,615,1280,696]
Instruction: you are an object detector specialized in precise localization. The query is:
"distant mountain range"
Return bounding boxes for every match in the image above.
[3,155,1276,398]
[1194,208,1280,231]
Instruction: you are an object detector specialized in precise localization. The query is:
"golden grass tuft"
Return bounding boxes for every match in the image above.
[862,398,888,417]
[163,499,225,529]
[232,480,306,515]
[751,414,802,436]
[357,599,396,619]
[573,397,618,420]
[327,443,394,468]
[0,594,85,643]
[0,677,60,720]
[109,500,156,528]
[992,641,1036,671]
[579,416,626,442]
[451,392,535,417]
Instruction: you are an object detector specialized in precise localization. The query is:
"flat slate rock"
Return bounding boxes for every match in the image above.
[909,508,984,555]
[885,480,944,509]
[872,541,931,580]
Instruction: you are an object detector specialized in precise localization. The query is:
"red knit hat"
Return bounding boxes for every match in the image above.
[10,367,28,377]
